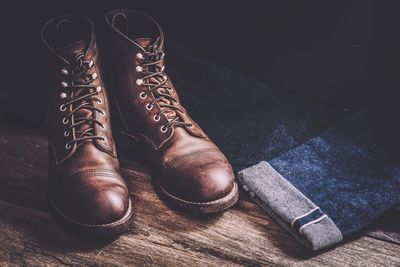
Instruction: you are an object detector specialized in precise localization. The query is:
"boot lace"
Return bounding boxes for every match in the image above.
[135,44,193,133]
[59,52,105,149]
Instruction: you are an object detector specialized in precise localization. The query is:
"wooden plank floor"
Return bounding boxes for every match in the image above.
[0,125,399,266]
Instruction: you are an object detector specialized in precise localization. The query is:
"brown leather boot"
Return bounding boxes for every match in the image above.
[41,14,133,235]
[104,10,239,214]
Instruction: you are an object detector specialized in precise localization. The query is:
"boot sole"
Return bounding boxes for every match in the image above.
[48,198,133,237]
[155,181,239,214]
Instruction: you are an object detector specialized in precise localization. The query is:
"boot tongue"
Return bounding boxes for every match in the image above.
[54,40,86,63]
[134,37,178,122]
[134,37,158,49]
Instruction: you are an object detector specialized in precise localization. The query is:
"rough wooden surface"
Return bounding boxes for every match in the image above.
[0,125,399,267]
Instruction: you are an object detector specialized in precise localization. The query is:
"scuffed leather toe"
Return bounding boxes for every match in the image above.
[158,155,235,203]
[50,170,130,225]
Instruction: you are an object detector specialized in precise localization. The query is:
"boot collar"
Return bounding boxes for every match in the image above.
[105,9,165,52]
[41,14,95,65]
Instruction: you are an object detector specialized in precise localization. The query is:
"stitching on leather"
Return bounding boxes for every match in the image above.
[70,169,120,178]
[78,173,120,180]
[48,143,59,165]
[136,133,158,150]
[164,149,221,169]
[50,199,132,228]
[49,142,75,165]
[157,182,238,206]
[120,130,137,141]
[115,100,131,132]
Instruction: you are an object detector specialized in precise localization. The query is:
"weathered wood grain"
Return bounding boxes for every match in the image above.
[0,125,399,266]
[365,206,400,245]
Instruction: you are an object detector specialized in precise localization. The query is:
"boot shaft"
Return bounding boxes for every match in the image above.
[41,14,117,167]
[104,9,207,151]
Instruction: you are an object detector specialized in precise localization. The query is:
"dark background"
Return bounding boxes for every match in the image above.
[1,0,400,119]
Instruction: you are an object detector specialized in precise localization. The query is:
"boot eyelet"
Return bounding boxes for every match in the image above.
[100,110,105,117]
[62,117,69,124]
[96,98,103,104]
[136,79,143,86]
[88,61,94,67]
[154,115,161,122]
[136,53,144,60]
[64,130,70,137]
[139,92,147,99]
[136,66,143,72]
[160,51,165,59]
[92,73,98,80]
[146,103,153,110]
[96,86,102,92]
[60,104,67,112]
[61,69,69,75]
[100,137,106,143]
[61,81,68,88]
[160,125,168,133]
[100,124,105,129]
[60,92,67,99]
[163,75,168,81]
[65,143,71,149]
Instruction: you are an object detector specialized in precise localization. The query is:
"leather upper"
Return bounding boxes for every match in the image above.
[42,14,129,225]
[104,10,236,203]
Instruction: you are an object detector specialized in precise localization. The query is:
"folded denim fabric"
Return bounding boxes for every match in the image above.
[238,110,400,250]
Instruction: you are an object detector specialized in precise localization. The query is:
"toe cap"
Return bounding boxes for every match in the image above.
[159,157,235,203]
[50,170,130,225]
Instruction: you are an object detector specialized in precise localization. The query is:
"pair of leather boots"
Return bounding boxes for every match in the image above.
[41,9,239,236]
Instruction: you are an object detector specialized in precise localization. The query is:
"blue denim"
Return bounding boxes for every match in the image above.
[269,110,400,236]
[166,39,400,249]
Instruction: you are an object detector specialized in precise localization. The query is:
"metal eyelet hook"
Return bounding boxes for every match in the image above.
[146,103,153,110]
[136,53,144,60]
[159,51,165,59]
[136,66,143,73]
[136,79,144,86]
[139,92,147,99]
[160,125,168,133]
[61,81,69,88]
